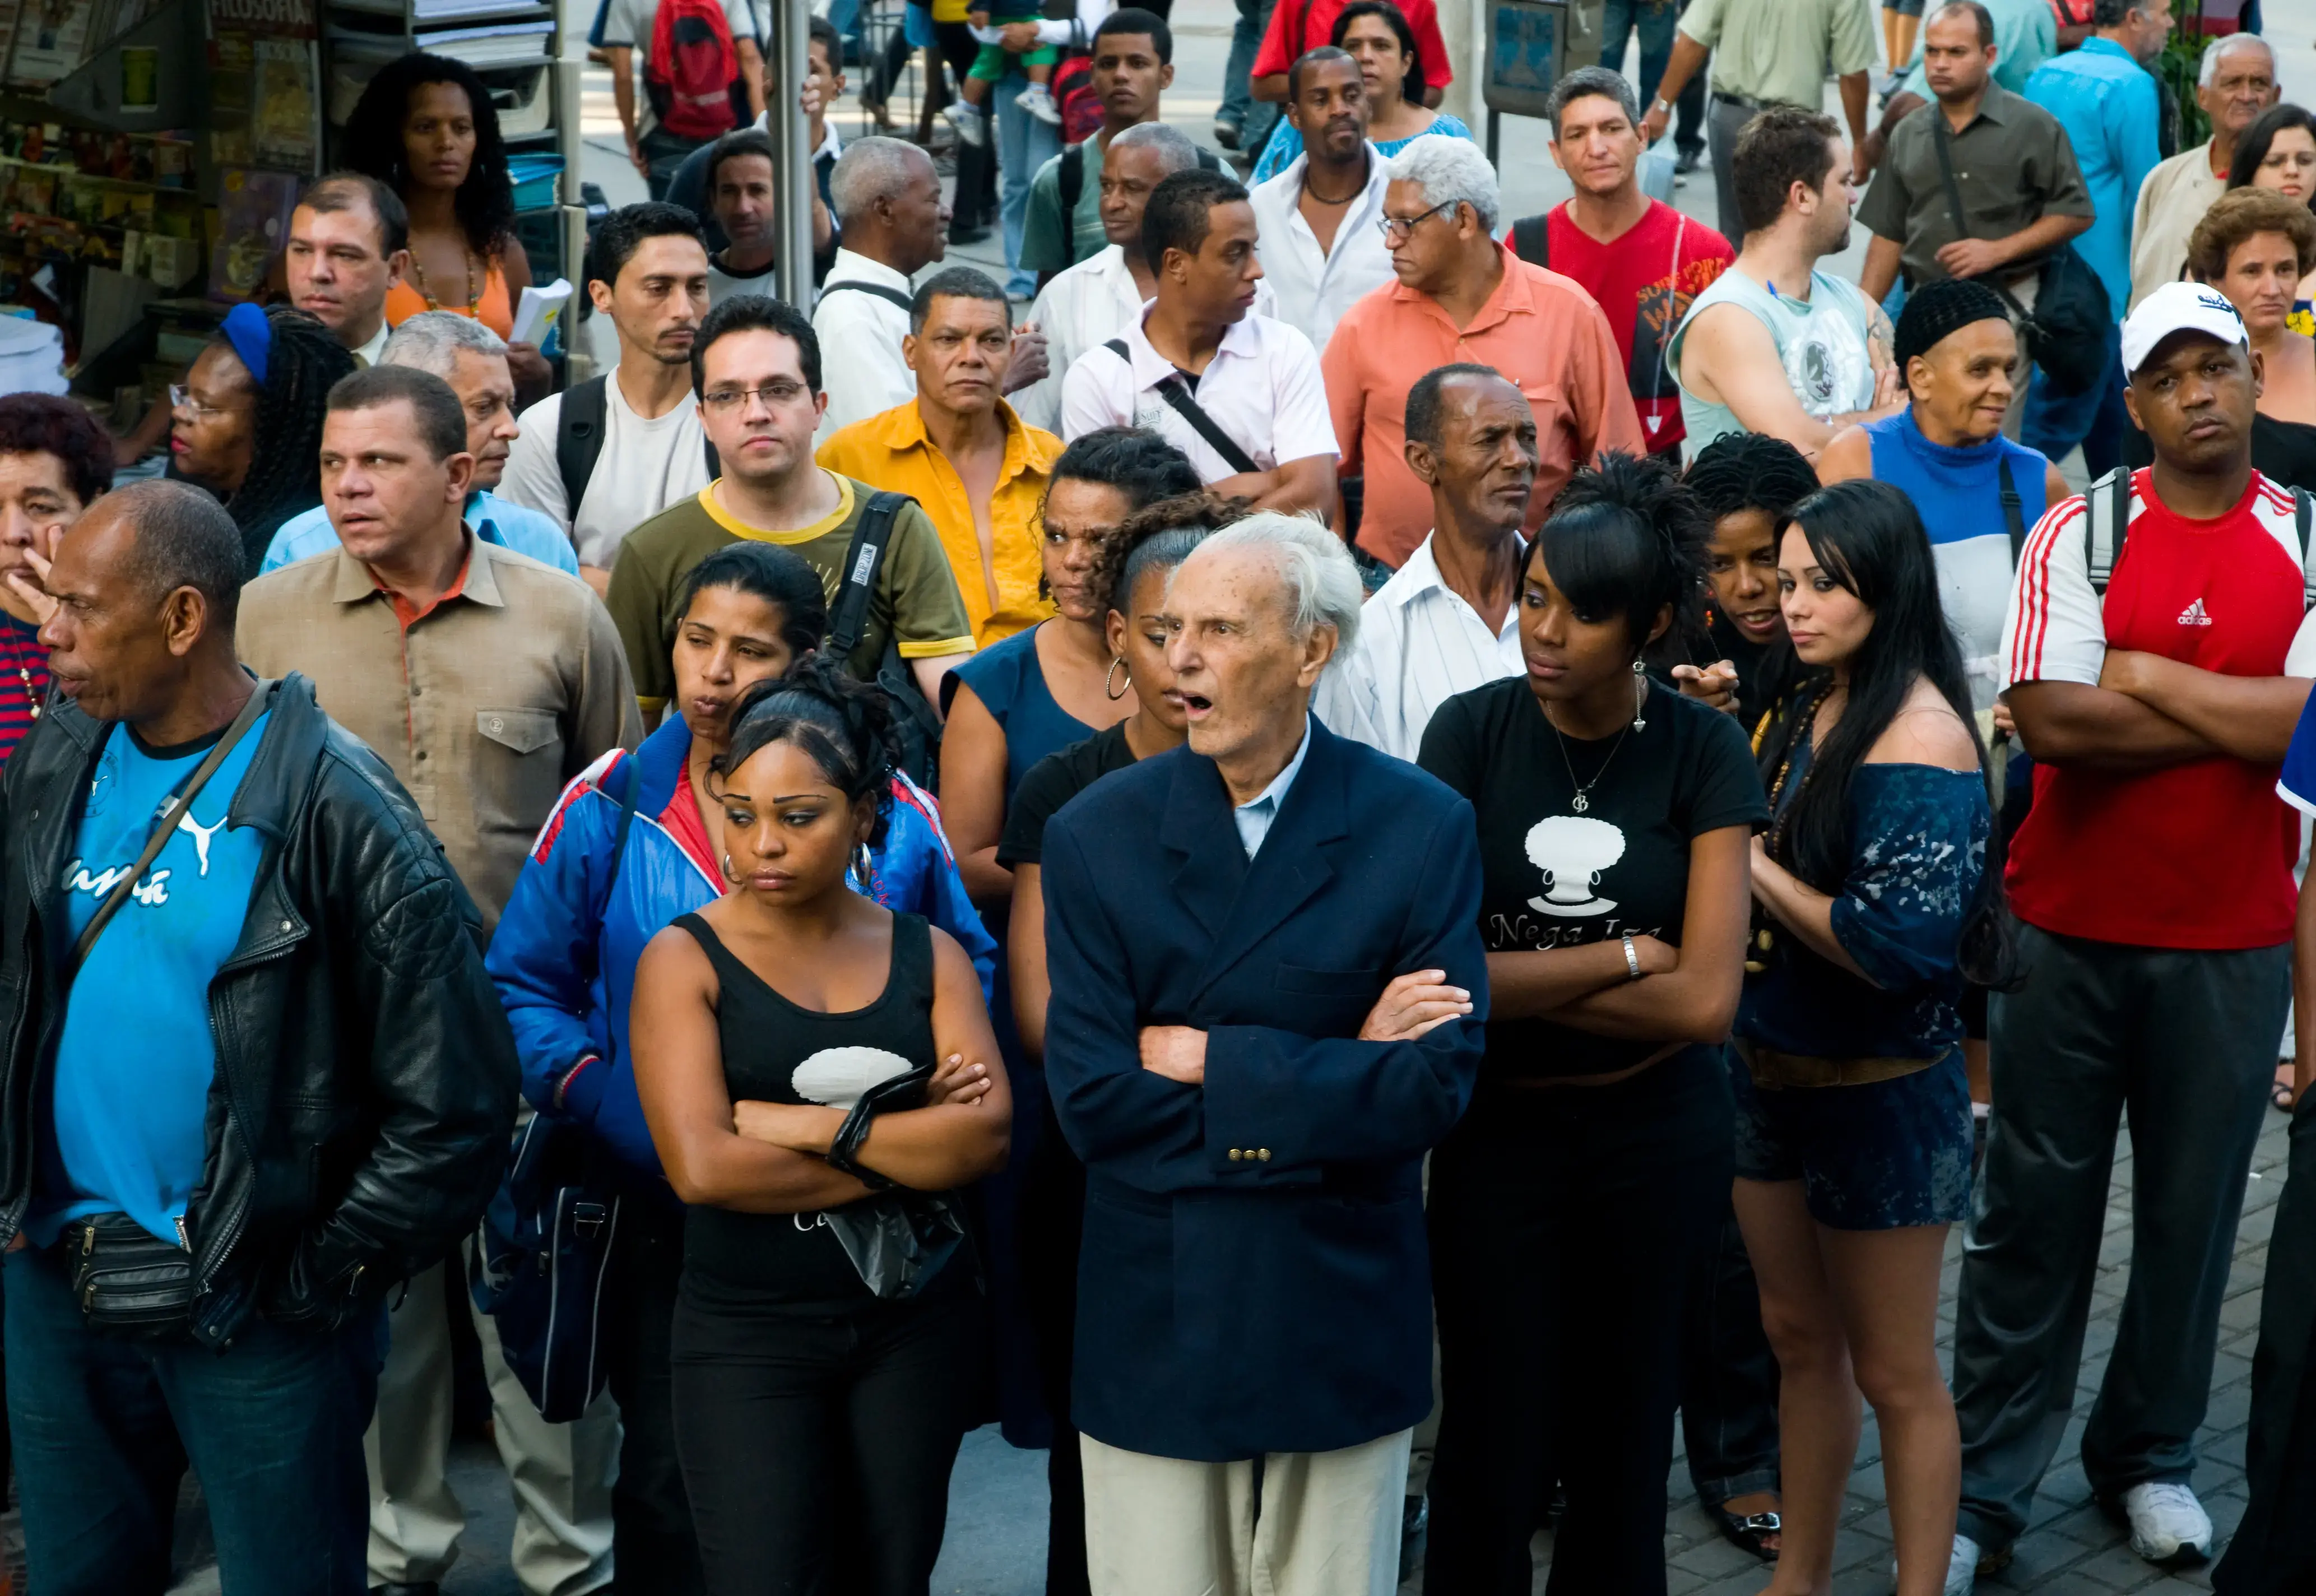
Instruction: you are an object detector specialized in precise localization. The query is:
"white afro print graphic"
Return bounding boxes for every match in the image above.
[790,1046,915,1111]
[1524,815,1626,917]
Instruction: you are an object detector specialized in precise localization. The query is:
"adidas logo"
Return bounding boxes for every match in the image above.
[2178,598,2213,627]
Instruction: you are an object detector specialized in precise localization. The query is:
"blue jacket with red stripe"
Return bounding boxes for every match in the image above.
[485,712,996,1187]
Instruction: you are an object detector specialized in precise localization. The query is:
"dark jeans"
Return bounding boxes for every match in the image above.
[602,1199,704,1596]
[1426,1045,1734,1595]
[670,1283,980,1596]
[1673,0,1705,154]
[639,127,706,202]
[2022,321,2129,479]
[2214,1095,2316,1595]
[1679,1195,1781,1504]
[1602,0,1676,106]
[1220,0,1280,154]
[3,1242,384,1596]
[1021,1096,1090,1596]
[1953,925,2289,1552]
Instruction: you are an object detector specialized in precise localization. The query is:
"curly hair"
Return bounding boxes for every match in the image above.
[214,306,359,574]
[342,52,518,259]
[0,393,114,507]
[2187,185,2316,284]
[1094,490,1251,618]
[716,652,903,847]
[1682,432,1822,528]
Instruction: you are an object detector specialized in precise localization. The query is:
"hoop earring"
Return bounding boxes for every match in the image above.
[1104,657,1131,701]
[722,852,737,882]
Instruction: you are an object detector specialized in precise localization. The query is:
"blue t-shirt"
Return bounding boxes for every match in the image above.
[30,715,271,1246]
[259,489,581,577]
[2023,39,2159,319]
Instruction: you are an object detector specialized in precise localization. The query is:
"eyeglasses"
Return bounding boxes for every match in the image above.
[1377,201,1454,242]
[169,383,242,420]
[702,383,810,412]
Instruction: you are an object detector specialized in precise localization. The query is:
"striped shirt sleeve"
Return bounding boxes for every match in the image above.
[2001,492,2106,691]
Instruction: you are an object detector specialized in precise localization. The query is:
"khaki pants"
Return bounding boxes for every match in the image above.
[1081,1427,1414,1596]
[364,1255,620,1596]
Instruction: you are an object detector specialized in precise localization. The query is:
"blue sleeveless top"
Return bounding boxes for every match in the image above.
[950,623,1096,805]
[1864,409,2051,711]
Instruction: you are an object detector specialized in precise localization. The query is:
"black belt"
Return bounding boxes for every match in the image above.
[1711,90,1776,112]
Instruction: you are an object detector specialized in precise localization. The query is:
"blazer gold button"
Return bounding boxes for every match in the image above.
[1257,1149,1271,1161]
[1228,1148,1242,1161]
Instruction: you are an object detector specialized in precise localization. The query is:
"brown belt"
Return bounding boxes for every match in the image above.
[1735,1040,1938,1091]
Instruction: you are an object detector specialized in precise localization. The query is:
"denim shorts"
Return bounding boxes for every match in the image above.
[1728,1045,1972,1230]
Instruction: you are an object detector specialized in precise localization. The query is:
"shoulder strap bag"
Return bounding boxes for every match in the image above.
[829,489,945,790]
[1102,338,1262,475]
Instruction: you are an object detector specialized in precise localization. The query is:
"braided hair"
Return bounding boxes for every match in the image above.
[1534,449,1711,661]
[1093,490,1251,618]
[342,52,518,259]
[216,306,358,574]
[1682,432,1820,528]
[714,653,904,847]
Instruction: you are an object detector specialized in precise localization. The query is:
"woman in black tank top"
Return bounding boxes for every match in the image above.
[629,657,1010,1596]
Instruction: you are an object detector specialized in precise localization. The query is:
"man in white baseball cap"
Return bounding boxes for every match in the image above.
[1948,272,2316,1589]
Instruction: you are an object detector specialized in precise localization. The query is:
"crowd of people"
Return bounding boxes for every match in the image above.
[4,2,2316,1595]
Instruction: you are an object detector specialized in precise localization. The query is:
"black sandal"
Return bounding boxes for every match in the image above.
[1709,1505,1781,1562]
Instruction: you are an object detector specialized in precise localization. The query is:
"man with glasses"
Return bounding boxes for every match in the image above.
[1322,135,1641,568]
[608,294,976,723]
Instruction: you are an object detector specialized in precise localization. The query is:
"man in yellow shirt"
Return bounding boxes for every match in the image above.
[818,265,1064,647]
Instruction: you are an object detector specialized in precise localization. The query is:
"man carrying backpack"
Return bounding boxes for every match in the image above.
[602,0,768,200]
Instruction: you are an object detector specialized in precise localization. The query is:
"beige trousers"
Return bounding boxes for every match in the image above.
[364,1255,620,1596]
[1080,1427,1414,1596]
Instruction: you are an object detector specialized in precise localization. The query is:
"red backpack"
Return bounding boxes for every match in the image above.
[1051,52,1104,144]
[647,0,744,142]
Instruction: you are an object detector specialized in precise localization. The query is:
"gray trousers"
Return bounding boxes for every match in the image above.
[1705,94,1757,244]
[1952,924,2288,1552]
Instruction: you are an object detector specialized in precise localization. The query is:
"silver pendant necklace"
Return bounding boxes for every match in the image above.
[1550,676,1649,814]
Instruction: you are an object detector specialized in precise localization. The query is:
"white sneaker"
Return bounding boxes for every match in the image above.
[1892,1535,1980,1595]
[941,100,987,147]
[1014,82,1062,124]
[2121,1481,2213,1565]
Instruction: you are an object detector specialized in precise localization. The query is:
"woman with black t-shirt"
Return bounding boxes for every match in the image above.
[1416,452,1767,1593]
[1736,480,2005,1596]
[628,658,1011,1596]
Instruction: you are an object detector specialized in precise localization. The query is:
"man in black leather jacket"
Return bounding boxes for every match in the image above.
[0,480,517,1596]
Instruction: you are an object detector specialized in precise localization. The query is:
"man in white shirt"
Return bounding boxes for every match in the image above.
[499,202,713,594]
[2128,33,2278,312]
[1245,46,1395,354]
[1060,168,1338,516]
[283,172,408,369]
[1316,364,1535,760]
[814,136,951,440]
[600,0,767,198]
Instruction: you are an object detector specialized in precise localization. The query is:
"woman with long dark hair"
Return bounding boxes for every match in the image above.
[1736,478,2007,1596]
[1418,452,1765,1592]
[344,52,550,397]
[629,655,1010,1596]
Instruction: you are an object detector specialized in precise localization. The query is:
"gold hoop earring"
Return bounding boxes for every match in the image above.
[1105,657,1131,700]
[722,852,737,881]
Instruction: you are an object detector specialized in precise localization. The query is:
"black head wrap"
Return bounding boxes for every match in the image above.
[1892,277,2012,374]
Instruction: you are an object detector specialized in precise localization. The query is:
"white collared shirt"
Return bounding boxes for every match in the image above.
[350,318,389,368]
[1057,304,1338,484]
[813,247,916,441]
[1312,532,1524,763]
[1233,716,1314,858]
[1014,245,1278,433]
[1245,145,1396,354]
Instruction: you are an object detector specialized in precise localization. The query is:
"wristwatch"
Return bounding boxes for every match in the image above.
[1651,97,1674,117]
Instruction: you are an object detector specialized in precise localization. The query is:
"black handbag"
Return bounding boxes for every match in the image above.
[1928,112,2111,395]
[817,1065,970,1301]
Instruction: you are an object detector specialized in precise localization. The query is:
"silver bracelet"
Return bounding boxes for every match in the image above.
[1622,932,1642,981]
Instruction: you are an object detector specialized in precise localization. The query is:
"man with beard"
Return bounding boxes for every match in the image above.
[1246,47,1395,355]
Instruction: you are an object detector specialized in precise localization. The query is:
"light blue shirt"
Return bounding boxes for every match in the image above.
[1896,0,2054,99]
[1232,716,1313,859]
[2024,37,2161,319]
[261,489,581,577]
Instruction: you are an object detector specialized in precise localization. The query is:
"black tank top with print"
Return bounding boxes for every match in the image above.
[672,910,939,1311]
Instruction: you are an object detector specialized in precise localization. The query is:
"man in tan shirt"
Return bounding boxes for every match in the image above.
[236,363,638,1596]
[2127,33,2277,312]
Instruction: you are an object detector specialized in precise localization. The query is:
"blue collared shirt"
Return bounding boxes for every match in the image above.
[1232,716,1313,859]
[2023,37,2161,319]
[260,489,581,577]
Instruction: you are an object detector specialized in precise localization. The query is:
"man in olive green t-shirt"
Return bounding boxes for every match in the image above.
[604,296,976,719]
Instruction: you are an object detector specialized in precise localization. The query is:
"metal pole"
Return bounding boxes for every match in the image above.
[556,0,596,380]
[770,0,815,309]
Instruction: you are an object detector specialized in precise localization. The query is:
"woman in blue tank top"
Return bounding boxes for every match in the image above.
[1818,279,2069,715]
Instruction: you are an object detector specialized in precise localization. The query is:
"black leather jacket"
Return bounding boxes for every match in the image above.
[0,675,517,1347]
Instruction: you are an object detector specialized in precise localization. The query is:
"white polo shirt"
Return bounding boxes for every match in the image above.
[813,247,916,442]
[1057,304,1338,484]
[1013,245,1278,433]
[1245,145,1395,355]
[1312,531,1524,762]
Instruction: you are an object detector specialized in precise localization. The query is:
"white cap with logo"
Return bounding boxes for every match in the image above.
[2121,280,2249,378]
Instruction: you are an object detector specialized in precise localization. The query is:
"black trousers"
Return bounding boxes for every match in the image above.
[670,1282,980,1596]
[1678,1195,1782,1505]
[1020,1096,1090,1596]
[1426,1046,1734,1596]
[602,1200,704,1596]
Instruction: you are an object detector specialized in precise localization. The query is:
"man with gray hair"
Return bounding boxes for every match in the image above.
[260,310,579,578]
[815,137,952,440]
[1041,509,1488,1596]
[1324,134,1641,566]
[2129,31,2279,312]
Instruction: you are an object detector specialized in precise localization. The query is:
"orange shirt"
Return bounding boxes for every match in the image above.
[385,257,514,340]
[1322,246,1647,567]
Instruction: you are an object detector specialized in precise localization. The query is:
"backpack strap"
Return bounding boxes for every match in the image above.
[1057,142,1086,236]
[2083,465,2130,597]
[1103,338,1263,477]
[2298,485,2315,610]
[1998,452,2027,565]
[828,489,914,661]
[819,279,915,313]
[554,376,610,525]
[1509,214,1549,268]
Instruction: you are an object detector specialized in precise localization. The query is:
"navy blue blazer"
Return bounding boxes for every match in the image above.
[1040,716,1488,1461]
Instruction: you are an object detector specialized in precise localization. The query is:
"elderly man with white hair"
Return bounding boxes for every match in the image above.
[2129,31,2281,312]
[814,136,953,439]
[1039,511,1489,1596]
[1322,134,1642,569]
[259,311,581,577]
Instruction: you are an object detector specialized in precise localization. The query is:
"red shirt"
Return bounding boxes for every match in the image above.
[2003,470,2309,949]
[1520,201,1732,454]
[0,611,45,767]
[1251,0,1453,85]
